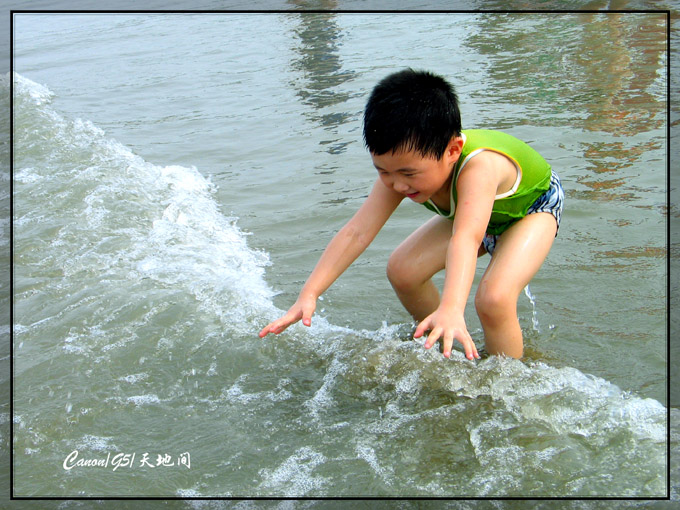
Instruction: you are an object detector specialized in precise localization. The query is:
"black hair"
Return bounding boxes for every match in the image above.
[363,69,462,159]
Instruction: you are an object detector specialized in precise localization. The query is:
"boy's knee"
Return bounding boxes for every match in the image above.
[475,284,515,322]
[386,250,415,291]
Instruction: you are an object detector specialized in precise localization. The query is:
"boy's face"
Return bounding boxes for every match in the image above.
[371,137,463,203]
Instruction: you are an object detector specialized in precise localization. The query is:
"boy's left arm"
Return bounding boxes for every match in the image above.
[413,157,499,360]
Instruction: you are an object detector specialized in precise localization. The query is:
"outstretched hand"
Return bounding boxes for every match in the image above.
[258,295,317,338]
[413,308,480,360]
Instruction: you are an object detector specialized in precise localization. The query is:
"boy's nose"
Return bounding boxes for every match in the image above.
[394,181,409,193]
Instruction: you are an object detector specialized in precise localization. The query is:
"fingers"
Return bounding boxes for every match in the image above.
[413,317,432,339]
[300,300,316,328]
[258,319,295,337]
[459,333,480,360]
[468,339,481,360]
[444,328,477,360]
[259,300,316,338]
[423,326,441,350]
[258,311,300,338]
[258,321,286,338]
[442,330,454,358]
[301,307,313,327]
[419,325,480,361]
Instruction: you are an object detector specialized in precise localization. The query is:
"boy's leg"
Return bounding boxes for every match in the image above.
[387,215,451,321]
[475,212,557,358]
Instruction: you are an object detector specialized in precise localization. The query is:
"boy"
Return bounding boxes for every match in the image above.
[259,69,564,360]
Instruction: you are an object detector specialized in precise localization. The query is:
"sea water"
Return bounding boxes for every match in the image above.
[8,10,676,502]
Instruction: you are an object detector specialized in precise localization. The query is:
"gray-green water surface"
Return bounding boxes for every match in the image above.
[9,10,673,500]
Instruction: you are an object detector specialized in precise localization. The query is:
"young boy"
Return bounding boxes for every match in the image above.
[259,69,564,360]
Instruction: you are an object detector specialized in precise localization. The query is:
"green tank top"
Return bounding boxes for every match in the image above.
[423,129,552,235]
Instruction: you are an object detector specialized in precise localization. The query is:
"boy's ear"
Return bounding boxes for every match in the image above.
[446,135,464,160]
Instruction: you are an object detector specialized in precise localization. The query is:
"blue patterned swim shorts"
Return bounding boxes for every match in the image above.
[482,171,564,256]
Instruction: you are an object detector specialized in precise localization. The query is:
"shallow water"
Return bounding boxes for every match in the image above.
[8,9,674,501]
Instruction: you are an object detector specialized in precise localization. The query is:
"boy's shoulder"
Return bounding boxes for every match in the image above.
[460,129,550,169]
[461,129,540,153]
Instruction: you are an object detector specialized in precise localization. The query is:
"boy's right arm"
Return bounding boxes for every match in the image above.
[258,178,403,338]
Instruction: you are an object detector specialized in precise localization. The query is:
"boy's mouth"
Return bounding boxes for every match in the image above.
[406,192,419,199]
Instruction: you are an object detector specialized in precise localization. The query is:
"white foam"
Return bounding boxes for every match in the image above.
[127,394,161,406]
[258,447,327,496]
[222,375,293,405]
[355,443,392,483]
[14,73,279,336]
[303,357,344,419]
[176,488,201,498]
[13,72,54,105]
[74,434,117,452]
[131,160,278,327]
[13,167,42,184]
[183,500,258,510]
[395,370,420,394]
[118,373,149,384]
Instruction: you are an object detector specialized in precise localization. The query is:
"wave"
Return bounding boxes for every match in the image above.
[9,73,670,498]
[12,72,279,336]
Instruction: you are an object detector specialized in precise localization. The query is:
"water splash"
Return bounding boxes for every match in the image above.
[523,284,540,332]
[13,72,278,345]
